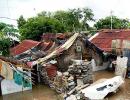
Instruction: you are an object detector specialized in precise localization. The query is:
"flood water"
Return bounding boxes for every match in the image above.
[94,70,130,100]
[0,85,60,100]
[0,70,130,100]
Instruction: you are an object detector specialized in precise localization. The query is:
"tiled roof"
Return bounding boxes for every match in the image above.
[91,30,130,52]
[10,40,40,56]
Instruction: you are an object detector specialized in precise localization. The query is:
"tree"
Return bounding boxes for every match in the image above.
[19,16,65,41]
[17,15,26,29]
[94,16,130,29]
[0,22,18,38]
[37,11,52,18]
[53,10,77,32]
[18,7,94,40]
[0,22,18,56]
[54,8,94,32]
[0,38,11,56]
[82,8,94,30]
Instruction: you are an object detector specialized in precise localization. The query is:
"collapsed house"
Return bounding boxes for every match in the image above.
[9,34,68,84]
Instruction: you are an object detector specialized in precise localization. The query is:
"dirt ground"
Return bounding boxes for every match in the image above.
[0,70,130,100]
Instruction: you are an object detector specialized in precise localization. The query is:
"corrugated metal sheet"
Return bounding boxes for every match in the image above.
[38,41,54,51]
[10,40,40,56]
[122,40,130,49]
[91,30,130,52]
[46,64,57,78]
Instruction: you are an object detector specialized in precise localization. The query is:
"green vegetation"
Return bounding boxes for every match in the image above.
[17,7,94,40]
[18,16,66,41]
[94,16,130,30]
[0,22,18,56]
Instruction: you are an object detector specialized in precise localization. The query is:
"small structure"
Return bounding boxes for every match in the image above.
[55,34,92,72]
[90,29,130,74]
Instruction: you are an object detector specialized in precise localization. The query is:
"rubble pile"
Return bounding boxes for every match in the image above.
[41,60,93,100]
[37,59,93,99]
[63,60,93,100]
[68,60,93,85]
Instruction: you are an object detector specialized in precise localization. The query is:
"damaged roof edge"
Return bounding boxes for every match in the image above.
[0,55,31,69]
[32,33,79,66]
[89,32,99,41]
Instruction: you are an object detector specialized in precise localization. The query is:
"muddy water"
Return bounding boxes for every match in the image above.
[0,85,60,100]
[0,70,130,100]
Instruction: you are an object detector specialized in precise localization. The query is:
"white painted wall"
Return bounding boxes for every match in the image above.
[91,59,109,71]
[1,79,32,95]
[1,71,32,95]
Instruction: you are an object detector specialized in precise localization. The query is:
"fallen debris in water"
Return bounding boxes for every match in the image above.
[81,76,124,99]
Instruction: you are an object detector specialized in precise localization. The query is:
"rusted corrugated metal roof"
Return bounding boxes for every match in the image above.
[56,33,66,39]
[91,30,130,52]
[10,40,40,56]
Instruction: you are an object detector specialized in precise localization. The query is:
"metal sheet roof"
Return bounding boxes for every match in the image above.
[10,40,40,56]
[91,30,130,52]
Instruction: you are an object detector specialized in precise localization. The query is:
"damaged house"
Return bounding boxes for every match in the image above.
[28,33,105,91]
[5,32,125,99]
[9,34,69,84]
[90,29,130,77]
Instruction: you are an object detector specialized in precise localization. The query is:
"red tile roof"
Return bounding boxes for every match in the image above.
[10,40,40,56]
[91,29,130,52]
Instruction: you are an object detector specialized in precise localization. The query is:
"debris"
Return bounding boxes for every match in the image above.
[68,60,93,85]
[81,76,124,99]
